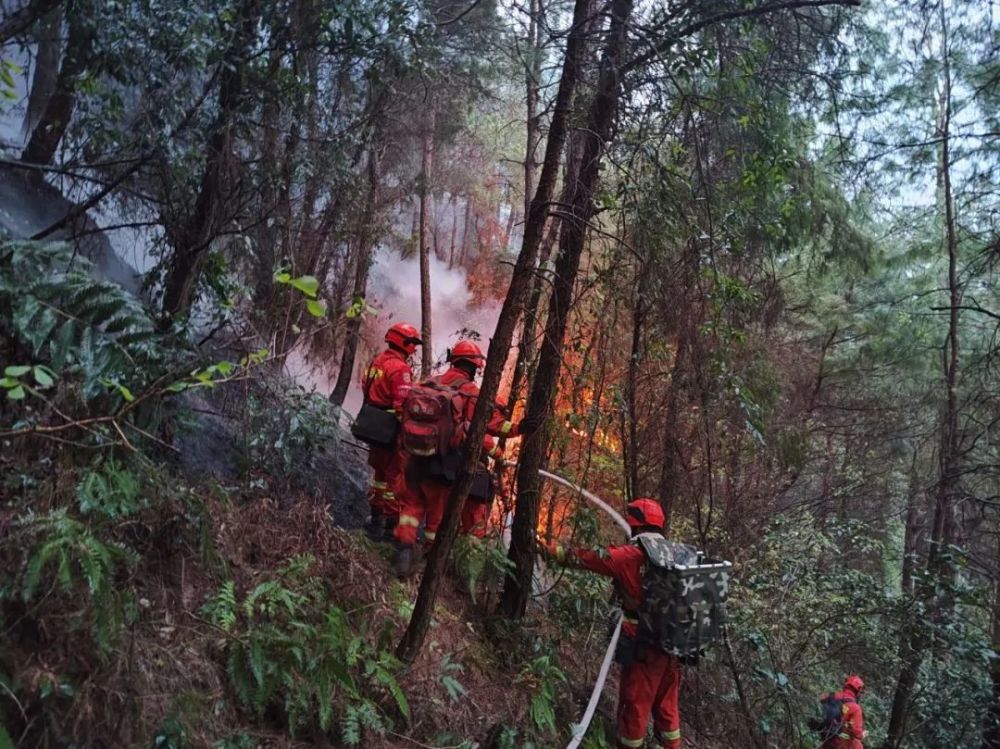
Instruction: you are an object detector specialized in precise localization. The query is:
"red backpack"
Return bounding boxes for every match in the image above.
[400,380,462,457]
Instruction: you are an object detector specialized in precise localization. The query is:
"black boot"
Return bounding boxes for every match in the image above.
[364,510,385,541]
[383,514,399,542]
[393,544,416,579]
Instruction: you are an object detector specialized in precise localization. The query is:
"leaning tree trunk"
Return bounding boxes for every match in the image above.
[330,142,383,408]
[21,2,93,165]
[160,0,259,319]
[500,0,635,619]
[0,0,63,46]
[22,6,61,140]
[395,0,592,663]
[418,106,436,376]
[883,5,962,744]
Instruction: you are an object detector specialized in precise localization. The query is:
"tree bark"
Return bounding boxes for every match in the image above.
[396,0,592,662]
[500,0,635,619]
[21,1,93,165]
[22,6,61,140]
[160,0,259,319]
[419,106,436,376]
[0,0,63,45]
[883,6,962,744]
[983,535,1000,748]
[330,142,382,408]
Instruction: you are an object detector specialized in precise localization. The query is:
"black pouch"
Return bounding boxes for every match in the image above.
[351,403,399,446]
[427,453,461,483]
[469,469,493,501]
[614,634,641,668]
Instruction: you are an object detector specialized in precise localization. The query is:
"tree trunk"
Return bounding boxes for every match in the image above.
[419,106,436,376]
[160,0,259,319]
[396,0,592,662]
[21,2,93,165]
[22,6,61,140]
[983,536,1000,748]
[883,6,962,744]
[0,0,63,45]
[330,142,382,408]
[624,263,650,500]
[500,0,635,619]
[509,219,558,406]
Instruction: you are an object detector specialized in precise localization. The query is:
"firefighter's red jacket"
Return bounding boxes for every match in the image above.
[363,349,413,412]
[563,543,646,638]
[828,691,864,749]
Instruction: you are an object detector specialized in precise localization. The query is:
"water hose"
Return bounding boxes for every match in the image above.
[536,469,629,748]
[537,469,630,535]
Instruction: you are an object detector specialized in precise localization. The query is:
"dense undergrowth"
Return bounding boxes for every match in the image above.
[1,240,995,748]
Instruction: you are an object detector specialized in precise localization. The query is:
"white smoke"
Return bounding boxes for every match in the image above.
[285,245,504,417]
[366,247,502,366]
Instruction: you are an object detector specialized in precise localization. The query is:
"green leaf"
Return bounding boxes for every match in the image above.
[0,723,13,749]
[305,299,326,318]
[273,271,291,284]
[33,365,55,388]
[4,365,30,377]
[288,275,319,298]
[7,385,25,400]
[116,384,135,402]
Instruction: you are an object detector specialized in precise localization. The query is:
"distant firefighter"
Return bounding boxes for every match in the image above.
[351,322,421,541]
[810,675,867,748]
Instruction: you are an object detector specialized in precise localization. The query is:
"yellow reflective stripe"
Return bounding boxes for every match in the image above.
[424,530,436,540]
[837,734,851,740]
[620,737,644,748]
[623,614,639,625]
[383,492,395,499]
[398,515,420,528]
[659,728,681,741]
[500,420,513,435]
[372,481,388,489]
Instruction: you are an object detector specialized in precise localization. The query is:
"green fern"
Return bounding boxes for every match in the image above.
[211,559,406,738]
[0,239,185,408]
[341,700,386,746]
[18,508,136,653]
[77,457,145,518]
[201,580,238,631]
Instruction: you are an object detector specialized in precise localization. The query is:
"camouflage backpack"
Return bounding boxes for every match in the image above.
[633,533,732,657]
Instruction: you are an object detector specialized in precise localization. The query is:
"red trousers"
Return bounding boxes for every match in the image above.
[460,499,489,537]
[393,460,450,546]
[366,444,405,517]
[617,645,682,749]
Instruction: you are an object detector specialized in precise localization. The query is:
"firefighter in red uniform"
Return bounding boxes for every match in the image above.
[826,675,866,749]
[539,498,682,749]
[392,340,519,576]
[459,435,504,538]
[360,322,421,540]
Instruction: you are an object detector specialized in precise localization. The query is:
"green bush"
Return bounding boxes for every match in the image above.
[202,555,408,741]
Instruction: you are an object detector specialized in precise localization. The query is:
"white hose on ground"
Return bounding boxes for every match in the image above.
[566,611,622,749]
[535,469,630,748]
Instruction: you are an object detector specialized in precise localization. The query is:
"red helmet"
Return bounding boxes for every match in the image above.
[844,674,864,694]
[626,497,665,530]
[386,322,421,355]
[448,340,485,368]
